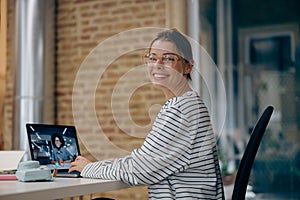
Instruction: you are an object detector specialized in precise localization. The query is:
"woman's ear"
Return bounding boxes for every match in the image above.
[184,61,193,74]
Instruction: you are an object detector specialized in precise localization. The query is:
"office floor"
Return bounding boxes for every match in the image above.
[255,193,300,200]
[224,184,300,200]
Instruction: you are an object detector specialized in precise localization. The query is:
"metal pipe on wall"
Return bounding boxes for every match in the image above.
[187,0,220,136]
[187,0,201,95]
[13,0,54,158]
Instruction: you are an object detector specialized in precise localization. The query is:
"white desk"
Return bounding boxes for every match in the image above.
[0,177,131,200]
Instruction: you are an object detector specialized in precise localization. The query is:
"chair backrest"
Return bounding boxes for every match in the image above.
[231,105,274,200]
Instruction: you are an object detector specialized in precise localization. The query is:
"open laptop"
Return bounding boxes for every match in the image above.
[26,123,81,178]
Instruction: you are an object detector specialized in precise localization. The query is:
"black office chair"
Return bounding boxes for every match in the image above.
[231,105,274,200]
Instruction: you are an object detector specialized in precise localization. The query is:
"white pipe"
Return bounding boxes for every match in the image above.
[13,0,54,159]
[187,0,201,95]
[226,0,235,130]
[187,0,221,136]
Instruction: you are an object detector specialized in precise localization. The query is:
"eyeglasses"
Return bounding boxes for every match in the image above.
[143,53,187,67]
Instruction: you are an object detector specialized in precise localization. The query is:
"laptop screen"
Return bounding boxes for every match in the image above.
[26,123,80,171]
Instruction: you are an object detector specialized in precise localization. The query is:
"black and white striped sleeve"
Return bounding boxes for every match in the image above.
[81,102,192,185]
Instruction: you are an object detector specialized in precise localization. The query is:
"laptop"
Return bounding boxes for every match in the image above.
[26,123,81,178]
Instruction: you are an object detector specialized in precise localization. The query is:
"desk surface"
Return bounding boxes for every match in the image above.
[0,177,131,200]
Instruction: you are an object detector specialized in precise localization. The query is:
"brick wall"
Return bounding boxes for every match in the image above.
[4,0,16,150]
[56,0,167,199]
[4,0,169,199]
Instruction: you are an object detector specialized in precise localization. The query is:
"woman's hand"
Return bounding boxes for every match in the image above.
[68,156,91,173]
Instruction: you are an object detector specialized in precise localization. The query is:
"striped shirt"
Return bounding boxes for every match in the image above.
[81,91,224,199]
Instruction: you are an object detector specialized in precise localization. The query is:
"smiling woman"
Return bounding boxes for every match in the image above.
[143,30,194,99]
[145,40,192,99]
[69,29,224,200]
